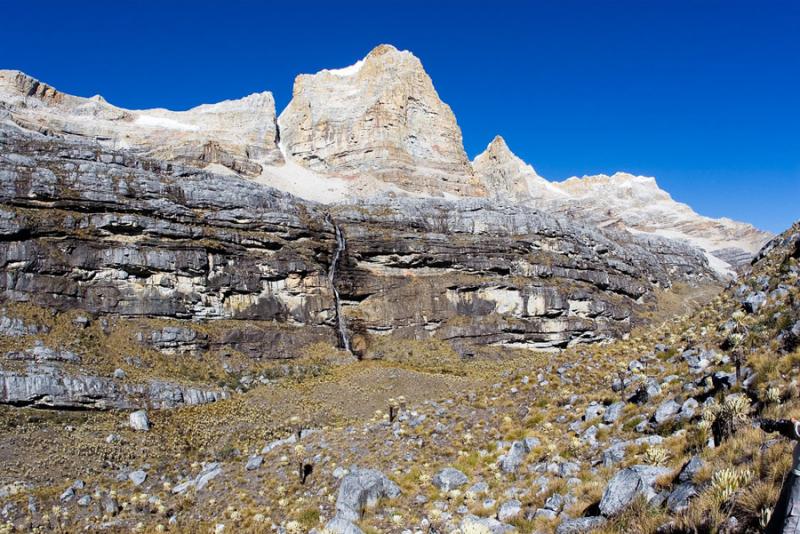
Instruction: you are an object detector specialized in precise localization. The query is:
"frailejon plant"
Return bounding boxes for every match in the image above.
[644,446,670,466]
[709,467,753,506]
[710,395,752,445]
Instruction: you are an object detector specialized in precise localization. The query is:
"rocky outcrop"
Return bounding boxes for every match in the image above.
[0,366,228,409]
[331,198,715,351]
[0,69,282,177]
[278,44,484,197]
[325,467,400,533]
[598,465,671,516]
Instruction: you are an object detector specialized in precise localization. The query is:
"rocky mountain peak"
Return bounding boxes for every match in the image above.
[278,45,485,197]
[472,135,564,201]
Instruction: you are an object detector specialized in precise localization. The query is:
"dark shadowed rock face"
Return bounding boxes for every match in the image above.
[0,122,717,405]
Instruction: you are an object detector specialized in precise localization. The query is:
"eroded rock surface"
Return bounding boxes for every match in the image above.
[0,69,282,176]
[279,44,484,196]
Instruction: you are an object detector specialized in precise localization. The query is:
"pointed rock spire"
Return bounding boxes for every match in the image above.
[473,135,562,201]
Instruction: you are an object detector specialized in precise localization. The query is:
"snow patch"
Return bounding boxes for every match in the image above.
[322,59,365,77]
[134,115,200,131]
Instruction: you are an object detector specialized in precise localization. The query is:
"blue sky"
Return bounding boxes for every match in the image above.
[1,0,797,232]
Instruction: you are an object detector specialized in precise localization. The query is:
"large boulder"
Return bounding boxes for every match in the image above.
[653,399,681,424]
[556,516,607,534]
[498,437,540,473]
[743,291,767,313]
[603,401,626,424]
[129,410,150,431]
[599,465,671,516]
[432,467,468,491]
[667,482,697,513]
[334,467,401,522]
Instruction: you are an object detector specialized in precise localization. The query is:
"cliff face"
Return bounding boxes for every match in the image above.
[0,123,717,407]
[278,45,484,196]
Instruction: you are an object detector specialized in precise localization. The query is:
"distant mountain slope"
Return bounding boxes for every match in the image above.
[472,136,772,274]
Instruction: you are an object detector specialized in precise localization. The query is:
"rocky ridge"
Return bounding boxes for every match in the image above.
[472,136,771,273]
[0,69,283,176]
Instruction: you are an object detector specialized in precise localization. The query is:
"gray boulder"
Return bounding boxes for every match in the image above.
[172,462,222,494]
[680,398,699,419]
[534,508,558,520]
[654,399,680,424]
[432,467,468,492]
[743,292,767,313]
[128,469,147,486]
[667,482,697,513]
[584,402,605,421]
[497,499,521,521]
[499,438,539,473]
[261,434,297,454]
[334,467,401,522]
[599,465,671,516]
[556,516,607,534]
[603,401,625,424]
[544,493,565,513]
[245,455,263,471]
[678,456,704,483]
[195,462,222,491]
[129,410,150,431]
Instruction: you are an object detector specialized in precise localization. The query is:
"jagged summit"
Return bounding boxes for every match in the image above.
[473,135,566,201]
[310,44,409,79]
[278,44,485,197]
[470,135,771,273]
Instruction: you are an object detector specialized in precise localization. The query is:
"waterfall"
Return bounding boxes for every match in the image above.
[325,214,351,353]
